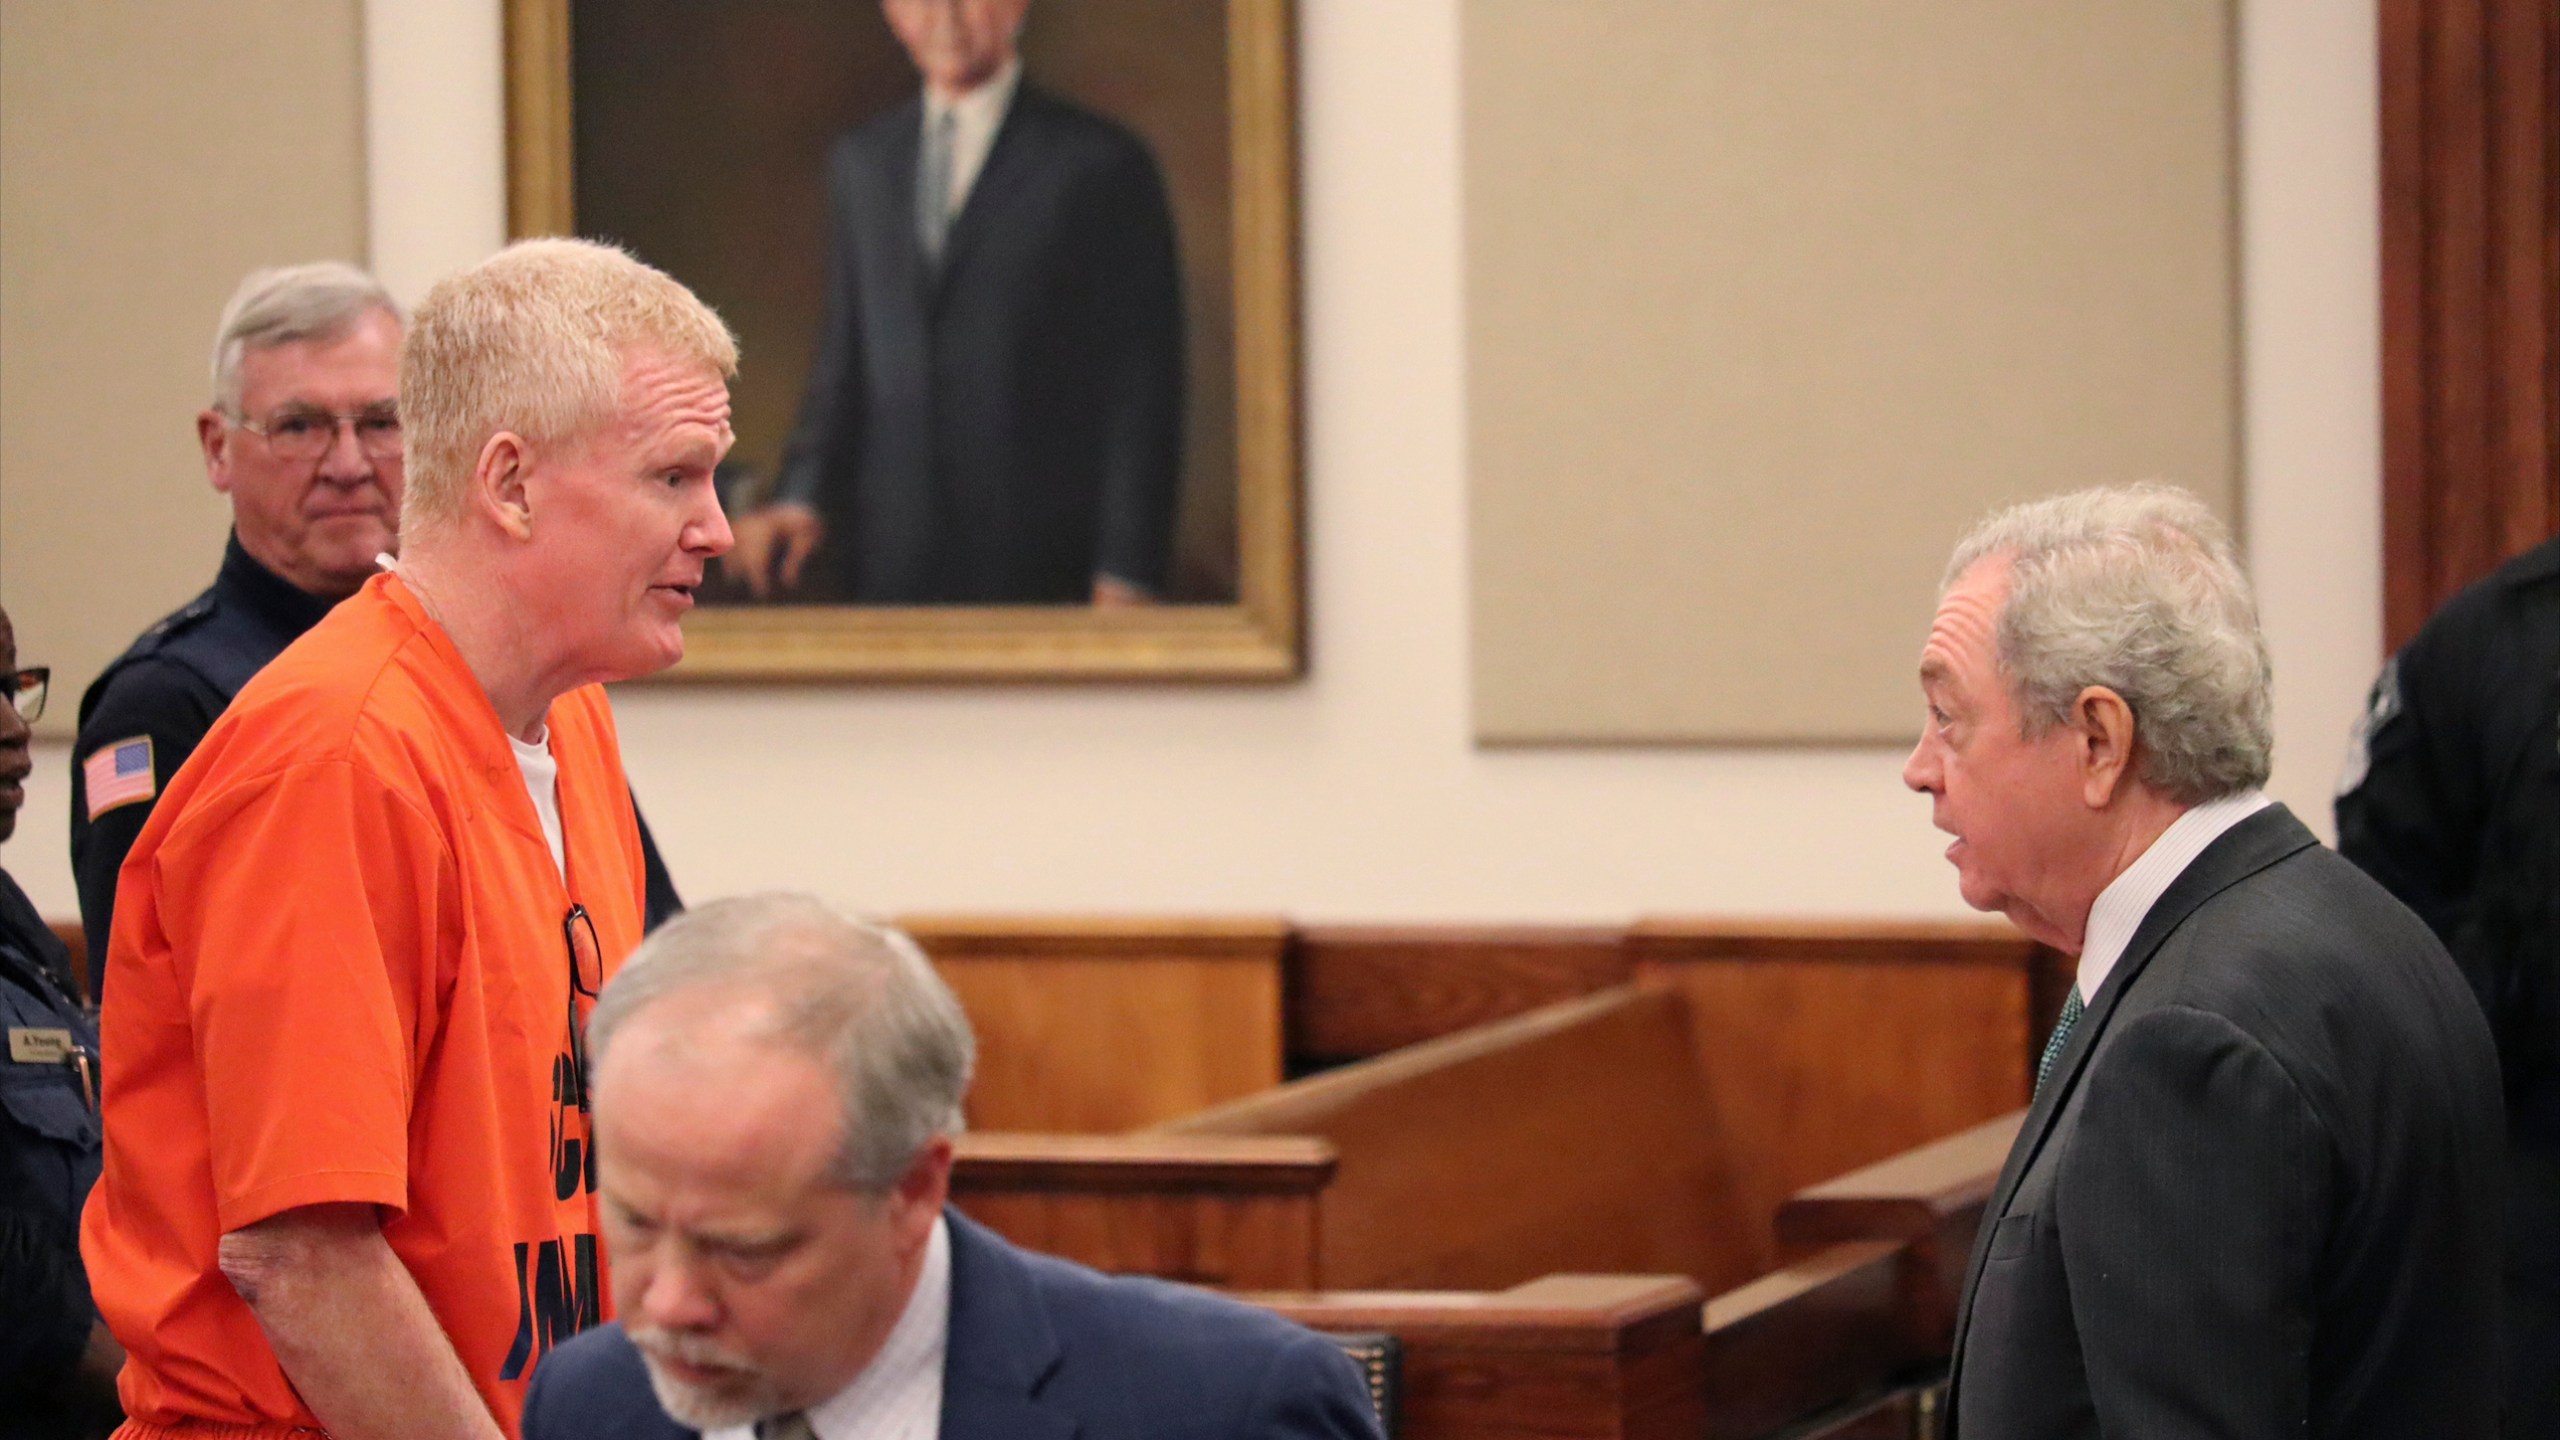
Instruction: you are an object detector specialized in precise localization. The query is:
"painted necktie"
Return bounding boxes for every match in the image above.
[918,107,958,263]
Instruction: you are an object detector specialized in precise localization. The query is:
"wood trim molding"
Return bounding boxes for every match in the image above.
[1626,918,2045,968]
[1252,1273,1707,1353]
[1775,1111,2022,1249]
[2379,0,2560,649]
[952,1132,1337,1193]
[900,914,1292,960]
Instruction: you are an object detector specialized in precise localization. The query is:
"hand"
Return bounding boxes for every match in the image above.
[1092,575,1156,608]
[728,503,826,599]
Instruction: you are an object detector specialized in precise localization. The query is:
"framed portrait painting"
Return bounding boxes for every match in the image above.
[505,0,1301,679]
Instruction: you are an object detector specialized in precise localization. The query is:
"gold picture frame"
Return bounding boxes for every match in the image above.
[503,0,1301,681]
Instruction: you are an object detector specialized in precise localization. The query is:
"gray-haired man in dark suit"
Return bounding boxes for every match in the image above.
[1903,484,2504,1438]
[520,894,1379,1440]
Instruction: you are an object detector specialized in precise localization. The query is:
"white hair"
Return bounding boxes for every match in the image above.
[1945,483,2272,803]
[587,894,974,1192]
[209,262,400,413]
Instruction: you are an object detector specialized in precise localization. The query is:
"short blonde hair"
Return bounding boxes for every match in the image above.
[399,238,738,530]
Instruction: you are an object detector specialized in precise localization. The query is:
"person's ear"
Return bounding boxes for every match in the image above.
[2073,685,2139,807]
[889,1136,954,1250]
[473,432,537,540]
[200,410,235,493]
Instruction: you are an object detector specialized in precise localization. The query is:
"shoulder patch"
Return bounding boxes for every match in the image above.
[83,735,158,819]
[2335,656,2401,798]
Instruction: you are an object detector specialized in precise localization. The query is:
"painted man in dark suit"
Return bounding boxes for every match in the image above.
[1903,485,2504,1438]
[730,0,1185,606]
[520,894,1380,1440]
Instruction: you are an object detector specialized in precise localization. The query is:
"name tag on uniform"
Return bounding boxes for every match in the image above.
[8,1027,75,1064]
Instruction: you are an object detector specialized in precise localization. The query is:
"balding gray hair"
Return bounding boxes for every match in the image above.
[587,894,975,1193]
[209,262,400,414]
[1945,483,2272,804]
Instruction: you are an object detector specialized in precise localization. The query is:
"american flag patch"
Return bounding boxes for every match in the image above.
[84,736,156,819]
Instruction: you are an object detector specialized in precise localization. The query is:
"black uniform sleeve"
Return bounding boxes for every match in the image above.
[2335,638,2481,947]
[69,657,226,994]
[631,797,683,934]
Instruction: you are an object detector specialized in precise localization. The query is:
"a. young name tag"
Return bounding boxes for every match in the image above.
[8,1027,76,1064]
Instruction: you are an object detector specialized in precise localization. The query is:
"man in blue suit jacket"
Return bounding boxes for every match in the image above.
[520,894,1378,1440]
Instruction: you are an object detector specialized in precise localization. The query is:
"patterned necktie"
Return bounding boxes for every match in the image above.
[756,1413,816,1440]
[917,107,958,263]
[2034,985,2085,1097]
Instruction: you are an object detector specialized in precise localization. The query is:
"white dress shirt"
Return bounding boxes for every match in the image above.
[2074,789,2273,1001]
[923,59,1021,229]
[706,1215,953,1440]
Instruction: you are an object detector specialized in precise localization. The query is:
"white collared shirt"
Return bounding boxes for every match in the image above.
[923,59,1021,228]
[2074,789,2273,1001]
[706,1215,952,1440]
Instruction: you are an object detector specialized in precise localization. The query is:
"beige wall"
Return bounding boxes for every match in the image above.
[0,0,368,728]
[1467,0,2238,743]
[2,0,2381,924]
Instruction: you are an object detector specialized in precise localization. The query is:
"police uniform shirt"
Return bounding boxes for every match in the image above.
[71,533,332,970]
[0,863,107,1438]
[2337,531,2560,1135]
[2336,531,2560,1440]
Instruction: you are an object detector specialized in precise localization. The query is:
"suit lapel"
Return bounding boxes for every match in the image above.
[879,99,935,302]
[938,1211,1079,1440]
[1946,806,2322,1379]
[930,87,1051,302]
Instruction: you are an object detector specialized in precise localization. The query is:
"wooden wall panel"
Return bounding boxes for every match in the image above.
[1288,924,1630,1063]
[2380,0,2560,647]
[1630,920,2053,1280]
[904,916,1288,1132]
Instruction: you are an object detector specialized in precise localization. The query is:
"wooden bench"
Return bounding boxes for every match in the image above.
[1156,987,1754,1291]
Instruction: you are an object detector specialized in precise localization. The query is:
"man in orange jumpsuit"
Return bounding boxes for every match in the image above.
[80,238,738,1440]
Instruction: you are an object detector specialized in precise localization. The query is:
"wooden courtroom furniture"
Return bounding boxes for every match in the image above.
[1159,986,1758,1291]
[1254,1273,1709,1440]
[950,986,1749,1291]
[952,1131,1337,1289]
[900,914,1291,1132]
[898,916,2059,1301]
[1630,919,2060,1279]
[1776,1109,2025,1345]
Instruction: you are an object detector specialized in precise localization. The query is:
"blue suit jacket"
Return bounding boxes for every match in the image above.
[520,1211,1381,1440]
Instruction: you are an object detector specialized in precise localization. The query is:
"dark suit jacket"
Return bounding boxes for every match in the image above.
[774,83,1185,604]
[1947,805,2505,1438]
[519,1211,1381,1440]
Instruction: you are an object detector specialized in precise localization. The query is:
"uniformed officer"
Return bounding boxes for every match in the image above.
[71,264,683,988]
[1,603,121,1439]
[2336,531,2560,1437]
